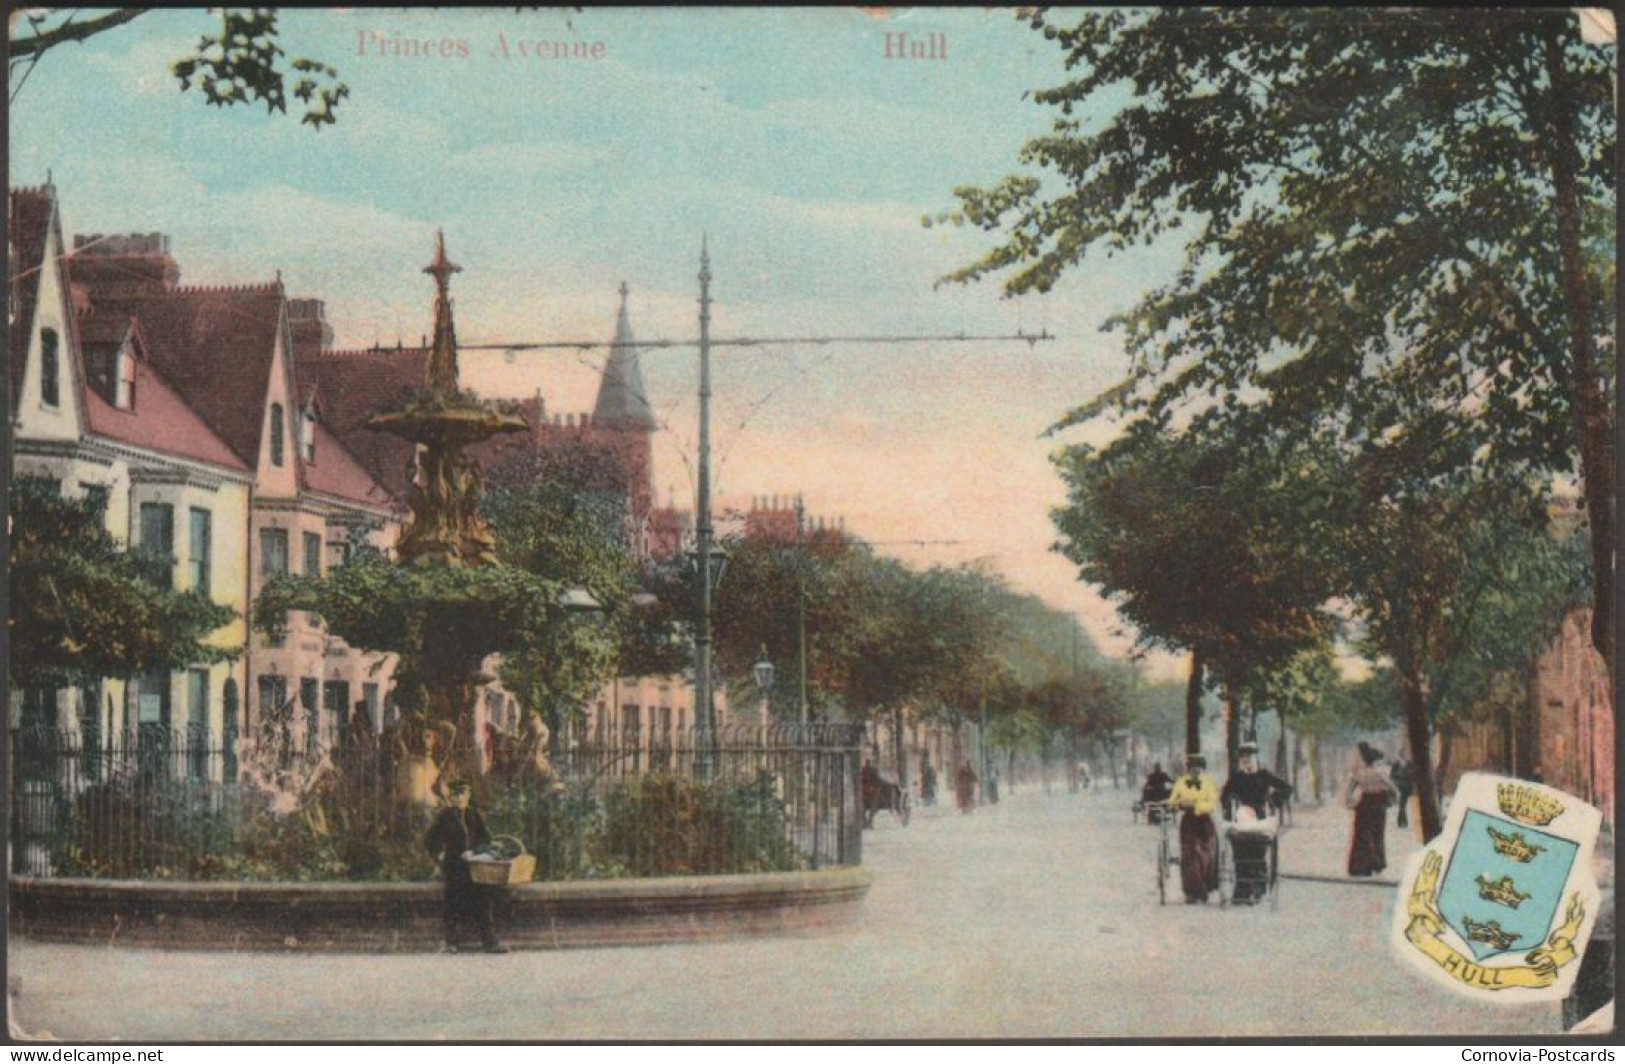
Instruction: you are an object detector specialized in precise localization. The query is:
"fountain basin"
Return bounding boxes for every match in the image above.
[9,867,871,951]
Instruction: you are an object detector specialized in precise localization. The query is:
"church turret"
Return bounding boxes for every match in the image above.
[592,282,657,431]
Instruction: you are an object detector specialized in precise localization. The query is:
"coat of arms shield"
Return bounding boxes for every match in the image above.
[1391,773,1603,1003]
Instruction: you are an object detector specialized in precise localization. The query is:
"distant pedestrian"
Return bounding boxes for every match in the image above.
[1346,743,1399,877]
[1389,757,1414,829]
[919,757,938,807]
[953,762,978,814]
[986,765,1000,804]
[425,779,507,953]
[1167,754,1220,904]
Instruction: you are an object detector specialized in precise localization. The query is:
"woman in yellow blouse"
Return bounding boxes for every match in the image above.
[1167,753,1220,903]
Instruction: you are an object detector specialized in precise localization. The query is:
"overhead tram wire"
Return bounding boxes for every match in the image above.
[459,327,1054,355]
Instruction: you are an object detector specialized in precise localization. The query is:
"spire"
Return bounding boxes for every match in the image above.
[424,229,461,397]
[592,281,657,430]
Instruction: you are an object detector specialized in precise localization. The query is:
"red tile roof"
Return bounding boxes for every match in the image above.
[302,419,399,510]
[294,347,428,499]
[78,315,249,472]
[71,276,286,468]
[9,187,55,412]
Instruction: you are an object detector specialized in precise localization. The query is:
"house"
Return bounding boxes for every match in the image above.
[66,228,404,749]
[9,189,252,777]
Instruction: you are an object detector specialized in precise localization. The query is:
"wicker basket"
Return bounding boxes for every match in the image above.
[467,834,536,885]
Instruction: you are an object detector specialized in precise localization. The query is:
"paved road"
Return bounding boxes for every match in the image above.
[9,786,1564,1040]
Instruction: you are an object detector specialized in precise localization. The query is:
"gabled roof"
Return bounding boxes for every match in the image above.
[302,418,398,510]
[591,283,656,431]
[9,187,56,412]
[294,346,428,500]
[72,278,286,468]
[77,312,249,473]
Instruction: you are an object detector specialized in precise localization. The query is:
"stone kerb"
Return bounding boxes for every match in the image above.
[8,867,872,951]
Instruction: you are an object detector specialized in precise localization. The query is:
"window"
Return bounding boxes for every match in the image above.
[260,527,289,577]
[257,675,288,720]
[116,349,136,409]
[300,678,321,753]
[299,410,316,462]
[139,502,175,587]
[20,687,56,731]
[269,403,285,467]
[40,329,59,407]
[330,541,351,568]
[138,671,170,727]
[303,531,323,578]
[363,683,380,730]
[82,484,109,514]
[188,508,212,597]
[323,681,350,745]
[187,670,210,778]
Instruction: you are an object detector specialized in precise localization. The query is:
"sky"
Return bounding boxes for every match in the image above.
[9,7,1189,678]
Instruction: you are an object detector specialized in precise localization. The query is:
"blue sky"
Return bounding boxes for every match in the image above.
[10,7,1187,674]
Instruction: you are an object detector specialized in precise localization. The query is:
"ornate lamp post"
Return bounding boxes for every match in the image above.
[752,647,777,734]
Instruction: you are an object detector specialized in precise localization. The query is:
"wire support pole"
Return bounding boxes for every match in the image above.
[696,237,718,780]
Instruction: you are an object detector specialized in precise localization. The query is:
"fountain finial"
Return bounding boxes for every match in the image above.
[425,228,462,291]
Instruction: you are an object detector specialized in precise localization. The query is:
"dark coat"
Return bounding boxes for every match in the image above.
[425,805,492,883]
[1221,768,1292,820]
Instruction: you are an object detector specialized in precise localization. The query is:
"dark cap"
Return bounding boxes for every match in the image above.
[1185,753,1206,768]
[446,778,472,794]
[1238,742,1259,757]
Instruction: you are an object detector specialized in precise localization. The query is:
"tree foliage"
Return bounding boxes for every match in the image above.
[9,8,348,126]
[937,7,1615,668]
[9,476,239,689]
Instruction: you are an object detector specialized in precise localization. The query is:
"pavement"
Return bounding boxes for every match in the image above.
[8,784,1565,1040]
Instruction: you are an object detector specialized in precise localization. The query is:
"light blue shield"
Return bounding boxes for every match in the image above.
[1437,810,1577,961]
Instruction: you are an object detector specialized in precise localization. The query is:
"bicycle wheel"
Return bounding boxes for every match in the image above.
[1217,834,1233,909]
[1157,835,1169,905]
[1269,835,1280,911]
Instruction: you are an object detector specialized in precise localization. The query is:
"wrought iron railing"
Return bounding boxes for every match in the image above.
[7,722,865,880]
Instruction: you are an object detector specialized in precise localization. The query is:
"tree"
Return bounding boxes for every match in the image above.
[9,8,348,125]
[9,476,238,691]
[937,8,1615,678]
[1316,413,1589,839]
[1052,417,1337,774]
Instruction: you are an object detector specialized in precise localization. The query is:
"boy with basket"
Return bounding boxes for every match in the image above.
[425,779,509,953]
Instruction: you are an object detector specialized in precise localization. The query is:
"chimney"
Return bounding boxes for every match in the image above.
[71,232,180,294]
[287,297,335,354]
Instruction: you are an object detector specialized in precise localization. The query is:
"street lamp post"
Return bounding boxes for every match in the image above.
[753,647,776,739]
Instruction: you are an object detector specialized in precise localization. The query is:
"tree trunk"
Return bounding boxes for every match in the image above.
[1223,686,1241,778]
[1399,665,1444,842]
[1307,734,1322,805]
[1542,28,1615,684]
[1274,715,1289,779]
[891,704,909,799]
[1183,648,1204,756]
[1290,730,1304,795]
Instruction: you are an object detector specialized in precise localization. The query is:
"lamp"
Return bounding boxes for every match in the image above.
[685,543,728,588]
[753,647,776,694]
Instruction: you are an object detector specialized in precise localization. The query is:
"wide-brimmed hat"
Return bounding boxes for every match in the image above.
[1184,753,1206,769]
[446,778,472,794]
[1238,741,1259,757]
[1357,741,1384,766]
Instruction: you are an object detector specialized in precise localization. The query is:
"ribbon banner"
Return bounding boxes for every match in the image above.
[1391,774,1601,1004]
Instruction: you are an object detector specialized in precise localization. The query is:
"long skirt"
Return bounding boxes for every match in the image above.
[1231,833,1270,902]
[1348,793,1389,876]
[1179,812,1219,902]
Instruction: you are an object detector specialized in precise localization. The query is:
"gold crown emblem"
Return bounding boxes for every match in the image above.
[1496,783,1563,827]
[1475,874,1531,909]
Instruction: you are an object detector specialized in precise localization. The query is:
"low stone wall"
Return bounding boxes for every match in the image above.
[8,867,872,951]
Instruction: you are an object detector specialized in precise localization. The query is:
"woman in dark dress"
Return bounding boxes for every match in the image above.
[1220,742,1292,904]
[1346,742,1399,877]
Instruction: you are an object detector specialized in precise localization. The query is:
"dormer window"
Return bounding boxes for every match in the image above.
[270,402,285,467]
[115,349,135,410]
[40,329,60,407]
[298,409,316,462]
